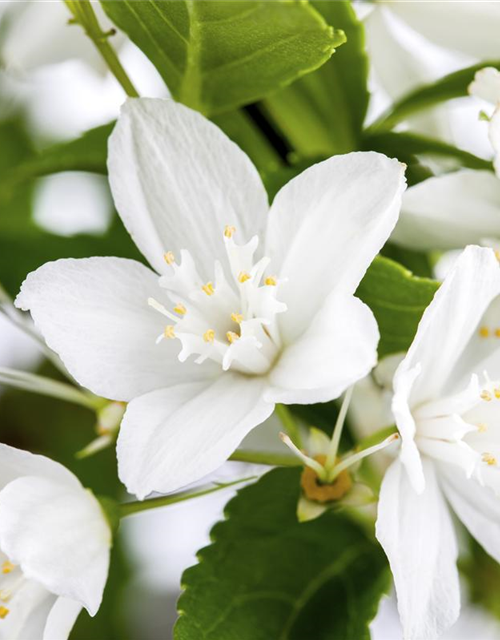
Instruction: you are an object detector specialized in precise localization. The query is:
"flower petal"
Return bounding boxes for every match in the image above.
[265,293,378,404]
[376,458,460,640]
[392,171,500,251]
[43,598,83,640]
[0,477,111,615]
[15,257,214,401]
[469,67,500,106]
[386,1,500,59]
[266,152,405,342]
[117,373,274,498]
[394,245,500,408]
[108,98,269,276]
[0,443,79,492]
[441,465,500,564]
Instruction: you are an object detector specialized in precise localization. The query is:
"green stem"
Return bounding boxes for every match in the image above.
[275,404,302,448]
[120,476,255,518]
[64,0,139,98]
[229,449,300,467]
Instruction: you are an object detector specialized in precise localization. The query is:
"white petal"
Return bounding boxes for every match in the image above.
[265,152,405,343]
[469,67,500,106]
[108,98,269,276]
[392,171,500,251]
[15,257,214,401]
[0,477,111,615]
[117,373,274,498]
[376,458,460,640]
[394,245,500,407]
[441,466,500,564]
[490,109,500,178]
[0,443,80,492]
[43,598,82,640]
[385,1,500,59]
[265,293,378,405]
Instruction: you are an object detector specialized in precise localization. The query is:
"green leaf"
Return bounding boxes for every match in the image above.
[175,467,389,640]
[363,131,493,172]
[369,60,500,132]
[262,0,368,155]
[101,0,343,116]
[356,256,439,358]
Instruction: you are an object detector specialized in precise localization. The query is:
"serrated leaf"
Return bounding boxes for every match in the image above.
[356,256,439,358]
[370,60,500,132]
[263,0,368,156]
[100,0,343,115]
[175,467,388,640]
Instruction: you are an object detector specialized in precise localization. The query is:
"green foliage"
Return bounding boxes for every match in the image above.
[370,60,500,132]
[263,0,368,156]
[461,537,500,621]
[101,0,343,115]
[356,256,440,357]
[175,467,389,640]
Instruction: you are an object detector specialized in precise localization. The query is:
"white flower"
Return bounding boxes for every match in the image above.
[0,444,111,640]
[391,67,500,253]
[15,98,405,499]
[376,245,500,639]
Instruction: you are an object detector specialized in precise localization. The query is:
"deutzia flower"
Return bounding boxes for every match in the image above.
[0,444,111,640]
[390,67,500,253]
[375,245,500,639]
[15,98,405,499]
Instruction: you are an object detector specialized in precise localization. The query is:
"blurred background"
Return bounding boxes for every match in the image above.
[1,2,500,638]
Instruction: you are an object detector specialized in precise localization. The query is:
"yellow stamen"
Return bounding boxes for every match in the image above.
[0,590,10,603]
[230,312,243,324]
[164,251,175,265]
[479,326,490,338]
[164,325,176,339]
[226,331,239,344]
[224,225,236,239]
[1,562,14,575]
[202,282,215,296]
[203,329,215,343]
[482,452,497,466]
[264,276,277,286]
[238,271,251,284]
[495,328,500,338]
[0,606,9,619]
[478,423,488,433]
[495,250,500,263]
[174,304,187,316]
[494,388,500,399]
[481,390,493,402]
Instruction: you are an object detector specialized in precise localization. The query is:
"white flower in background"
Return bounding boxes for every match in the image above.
[469,67,500,177]
[376,245,500,639]
[15,98,406,499]
[0,444,111,640]
[390,67,500,253]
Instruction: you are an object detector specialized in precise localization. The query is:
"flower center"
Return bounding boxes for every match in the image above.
[413,373,500,487]
[300,454,352,503]
[0,558,25,620]
[148,226,287,375]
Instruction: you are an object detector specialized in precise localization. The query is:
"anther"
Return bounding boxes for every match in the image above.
[482,452,497,466]
[0,590,10,603]
[164,251,175,265]
[495,328,500,338]
[230,312,243,324]
[224,225,236,239]
[226,331,239,344]
[495,250,500,263]
[164,325,176,339]
[478,423,488,433]
[203,329,215,343]
[494,388,500,399]
[238,271,251,283]
[202,282,215,296]
[481,390,493,402]
[264,276,277,286]
[479,326,490,338]
[1,562,14,575]
[174,304,187,316]
[0,606,9,619]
